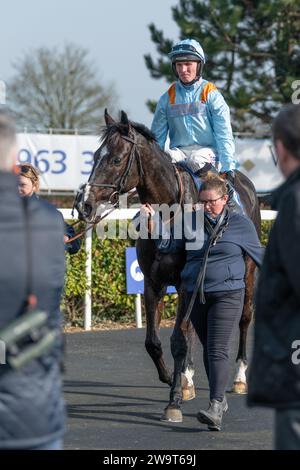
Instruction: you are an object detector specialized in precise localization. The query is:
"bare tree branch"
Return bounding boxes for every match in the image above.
[8,43,117,131]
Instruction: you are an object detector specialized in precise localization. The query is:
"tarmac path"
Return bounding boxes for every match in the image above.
[64,325,273,450]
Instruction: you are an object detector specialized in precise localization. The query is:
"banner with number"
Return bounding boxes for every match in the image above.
[16,133,100,191]
[16,133,284,192]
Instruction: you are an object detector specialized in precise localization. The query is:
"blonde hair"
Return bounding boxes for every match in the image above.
[18,163,40,192]
[199,172,228,196]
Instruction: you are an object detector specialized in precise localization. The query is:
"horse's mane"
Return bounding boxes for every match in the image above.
[131,121,173,163]
[101,119,172,163]
[101,120,155,142]
[131,121,156,142]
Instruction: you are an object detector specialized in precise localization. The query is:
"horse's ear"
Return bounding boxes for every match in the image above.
[104,108,115,127]
[120,110,130,134]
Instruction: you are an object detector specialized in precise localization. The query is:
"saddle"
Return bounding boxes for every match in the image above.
[175,162,244,214]
[175,161,216,192]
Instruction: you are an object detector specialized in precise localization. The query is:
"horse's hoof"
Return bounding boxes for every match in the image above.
[160,406,183,423]
[182,384,196,401]
[231,381,248,394]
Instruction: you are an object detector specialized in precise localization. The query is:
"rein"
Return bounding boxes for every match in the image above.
[166,166,184,223]
[69,132,183,244]
[66,189,137,244]
[68,135,142,244]
[84,134,144,201]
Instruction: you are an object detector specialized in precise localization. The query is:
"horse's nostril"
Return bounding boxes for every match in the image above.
[83,203,92,217]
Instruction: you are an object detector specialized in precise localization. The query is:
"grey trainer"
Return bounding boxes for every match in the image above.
[197,396,228,431]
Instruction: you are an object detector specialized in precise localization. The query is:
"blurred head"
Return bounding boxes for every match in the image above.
[199,173,229,217]
[18,163,40,197]
[0,109,17,171]
[273,104,300,178]
[168,39,205,84]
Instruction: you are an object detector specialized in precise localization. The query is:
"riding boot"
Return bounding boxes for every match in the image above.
[220,171,245,215]
[226,180,236,208]
[197,396,228,431]
[195,162,213,177]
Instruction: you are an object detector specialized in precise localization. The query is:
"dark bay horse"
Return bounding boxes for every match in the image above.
[75,110,261,422]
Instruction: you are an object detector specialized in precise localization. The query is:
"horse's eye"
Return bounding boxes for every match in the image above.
[114,157,122,165]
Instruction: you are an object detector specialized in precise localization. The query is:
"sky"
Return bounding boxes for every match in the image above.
[0,0,179,128]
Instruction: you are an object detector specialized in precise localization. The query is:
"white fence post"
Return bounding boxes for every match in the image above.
[135,294,143,328]
[84,228,92,331]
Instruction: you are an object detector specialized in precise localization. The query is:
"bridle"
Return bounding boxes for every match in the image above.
[82,134,144,206]
[68,133,143,243]
[69,131,183,243]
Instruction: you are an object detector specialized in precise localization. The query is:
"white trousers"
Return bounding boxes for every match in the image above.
[167,145,219,172]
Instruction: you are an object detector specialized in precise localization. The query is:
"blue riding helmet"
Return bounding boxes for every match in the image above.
[168,38,206,63]
[169,39,205,81]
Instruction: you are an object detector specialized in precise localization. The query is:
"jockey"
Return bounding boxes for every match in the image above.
[151,38,236,185]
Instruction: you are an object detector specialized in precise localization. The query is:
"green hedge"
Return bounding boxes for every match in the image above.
[62,219,274,326]
[260,219,274,246]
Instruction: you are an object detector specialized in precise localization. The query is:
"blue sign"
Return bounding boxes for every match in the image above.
[125,247,176,295]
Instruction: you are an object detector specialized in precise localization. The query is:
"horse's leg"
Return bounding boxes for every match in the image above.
[144,279,172,386]
[161,291,194,422]
[232,257,256,394]
[181,320,196,401]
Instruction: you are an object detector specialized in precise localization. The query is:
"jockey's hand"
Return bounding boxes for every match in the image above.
[140,203,155,219]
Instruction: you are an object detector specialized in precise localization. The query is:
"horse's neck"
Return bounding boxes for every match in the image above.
[136,144,179,205]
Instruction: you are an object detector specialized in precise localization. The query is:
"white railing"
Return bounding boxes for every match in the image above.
[59,208,277,330]
[260,210,277,221]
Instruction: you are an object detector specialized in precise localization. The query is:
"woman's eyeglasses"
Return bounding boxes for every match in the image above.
[199,195,225,205]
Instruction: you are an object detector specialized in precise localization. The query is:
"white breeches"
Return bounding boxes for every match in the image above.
[167,145,219,172]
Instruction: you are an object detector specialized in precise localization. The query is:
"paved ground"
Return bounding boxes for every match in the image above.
[64,324,273,450]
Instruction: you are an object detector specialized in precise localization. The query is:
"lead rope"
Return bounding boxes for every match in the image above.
[181,208,229,327]
[66,189,138,244]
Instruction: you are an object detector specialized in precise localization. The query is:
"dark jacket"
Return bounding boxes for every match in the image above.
[65,223,81,255]
[0,172,66,449]
[248,166,300,409]
[157,210,263,292]
[29,194,81,255]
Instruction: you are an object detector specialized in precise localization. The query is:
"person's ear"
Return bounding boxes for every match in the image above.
[275,140,289,165]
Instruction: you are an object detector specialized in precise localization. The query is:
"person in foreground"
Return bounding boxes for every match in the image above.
[0,109,66,450]
[248,104,300,450]
[141,173,264,431]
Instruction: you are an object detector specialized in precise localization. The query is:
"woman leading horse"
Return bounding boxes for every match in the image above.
[141,173,263,429]
[74,110,261,422]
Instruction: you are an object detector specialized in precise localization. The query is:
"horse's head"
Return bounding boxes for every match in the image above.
[75,109,144,222]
